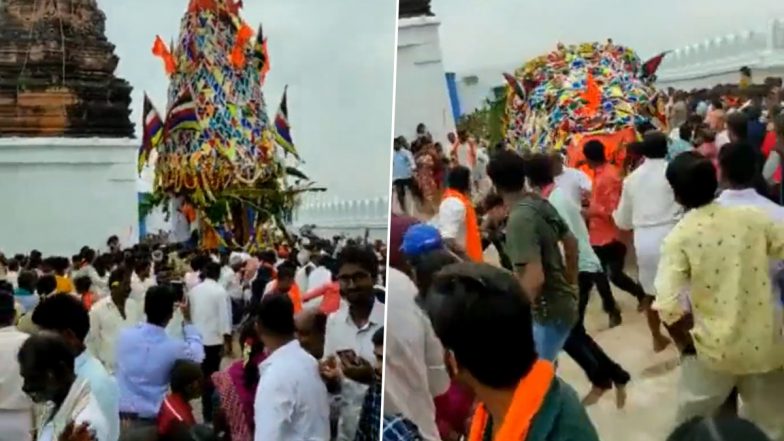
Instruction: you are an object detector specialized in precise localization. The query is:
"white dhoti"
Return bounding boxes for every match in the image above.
[634,222,677,295]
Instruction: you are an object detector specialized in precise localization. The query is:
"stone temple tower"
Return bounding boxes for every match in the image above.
[0,0,134,137]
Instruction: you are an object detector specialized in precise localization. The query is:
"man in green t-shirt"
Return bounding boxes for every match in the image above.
[487,150,578,360]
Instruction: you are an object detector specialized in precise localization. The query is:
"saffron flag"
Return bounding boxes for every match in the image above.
[138,94,163,174]
[578,72,601,117]
[165,90,200,134]
[274,86,297,157]
[641,52,668,80]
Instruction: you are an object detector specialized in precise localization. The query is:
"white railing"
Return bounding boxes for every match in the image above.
[657,18,784,85]
[292,196,390,229]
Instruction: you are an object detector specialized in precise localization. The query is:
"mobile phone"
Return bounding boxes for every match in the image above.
[336,349,358,365]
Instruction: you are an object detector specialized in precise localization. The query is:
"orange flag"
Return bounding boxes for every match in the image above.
[579,72,601,117]
[230,23,254,69]
[152,36,175,75]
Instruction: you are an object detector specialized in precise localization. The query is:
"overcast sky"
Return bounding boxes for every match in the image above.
[432,0,784,73]
[99,0,396,201]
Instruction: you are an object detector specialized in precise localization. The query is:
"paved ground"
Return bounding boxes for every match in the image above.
[557,284,681,441]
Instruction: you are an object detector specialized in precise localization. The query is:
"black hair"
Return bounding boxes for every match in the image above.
[524,153,555,187]
[446,166,472,193]
[238,321,265,390]
[679,123,694,143]
[170,359,203,395]
[422,262,536,388]
[17,270,36,291]
[18,333,75,376]
[372,326,384,347]
[32,294,90,342]
[145,285,176,326]
[726,111,748,140]
[411,249,460,297]
[277,263,296,280]
[583,140,606,163]
[74,276,91,294]
[336,245,379,280]
[667,416,770,441]
[255,293,296,336]
[107,235,119,246]
[36,275,56,296]
[719,142,758,187]
[740,66,752,77]
[189,254,210,272]
[134,259,151,274]
[666,151,717,209]
[641,131,669,159]
[8,259,19,272]
[80,248,96,264]
[258,250,277,265]
[487,149,526,193]
[203,262,221,281]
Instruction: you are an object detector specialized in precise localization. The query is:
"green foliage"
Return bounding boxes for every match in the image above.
[457,90,507,147]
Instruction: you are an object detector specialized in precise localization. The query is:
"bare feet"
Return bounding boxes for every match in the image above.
[652,335,671,353]
[582,386,608,406]
[614,384,628,409]
[638,295,653,313]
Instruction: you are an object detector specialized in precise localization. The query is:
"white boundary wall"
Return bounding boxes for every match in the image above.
[0,137,138,255]
[657,18,784,90]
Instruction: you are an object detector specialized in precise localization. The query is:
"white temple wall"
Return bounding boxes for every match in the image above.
[395,16,455,145]
[0,138,138,255]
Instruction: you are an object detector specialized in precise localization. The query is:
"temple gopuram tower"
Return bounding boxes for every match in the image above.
[395,0,455,144]
[0,0,138,255]
[0,0,134,136]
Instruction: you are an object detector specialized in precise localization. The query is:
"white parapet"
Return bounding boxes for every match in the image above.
[396,15,456,144]
[657,18,784,90]
[292,196,390,240]
[0,137,139,255]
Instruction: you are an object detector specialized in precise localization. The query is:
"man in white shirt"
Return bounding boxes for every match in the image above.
[187,262,232,422]
[254,294,330,441]
[308,253,333,294]
[129,260,156,304]
[383,268,450,441]
[18,333,110,441]
[613,131,680,352]
[321,246,385,441]
[0,292,32,441]
[86,270,143,373]
[435,166,472,255]
[552,153,592,208]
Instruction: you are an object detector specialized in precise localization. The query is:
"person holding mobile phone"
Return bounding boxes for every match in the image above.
[319,245,385,441]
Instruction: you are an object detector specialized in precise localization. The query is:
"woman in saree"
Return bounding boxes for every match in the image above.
[414,142,440,215]
[212,322,267,441]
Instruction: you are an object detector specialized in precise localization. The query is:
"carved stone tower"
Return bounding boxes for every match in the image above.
[0,0,135,137]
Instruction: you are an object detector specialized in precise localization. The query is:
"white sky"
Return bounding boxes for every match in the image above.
[100,0,397,201]
[432,0,784,73]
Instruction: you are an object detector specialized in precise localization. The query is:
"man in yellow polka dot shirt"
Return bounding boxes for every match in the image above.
[654,149,784,441]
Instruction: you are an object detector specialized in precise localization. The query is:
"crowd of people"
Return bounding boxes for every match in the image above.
[0,231,389,441]
[385,78,784,440]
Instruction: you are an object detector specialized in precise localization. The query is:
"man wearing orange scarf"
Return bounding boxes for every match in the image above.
[435,166,483,262]
[265,264,303,314]
[421,263,597,441]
